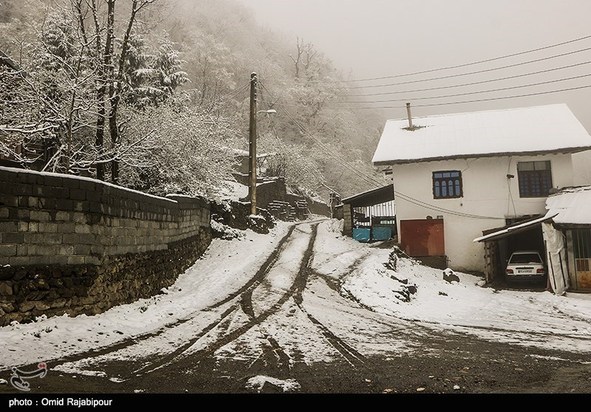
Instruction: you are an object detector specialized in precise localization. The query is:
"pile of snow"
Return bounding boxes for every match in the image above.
[245,375,301,393]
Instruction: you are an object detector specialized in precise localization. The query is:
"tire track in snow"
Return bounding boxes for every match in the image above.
[124,220,325,377]
[27,222,302,374]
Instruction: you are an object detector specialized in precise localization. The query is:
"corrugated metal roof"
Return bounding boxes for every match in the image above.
[372,104,591,165]
[547,186,591,225]
[473,213,556,243]
[341,185,394,207]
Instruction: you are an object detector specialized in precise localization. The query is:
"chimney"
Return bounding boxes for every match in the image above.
[406,102,413,129]
[406,103,412,129]
[404,102,424,131]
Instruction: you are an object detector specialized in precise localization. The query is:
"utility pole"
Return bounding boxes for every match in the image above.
[248,72,258,216]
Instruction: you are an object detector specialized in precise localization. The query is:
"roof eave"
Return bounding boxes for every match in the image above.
[373,146,591,167]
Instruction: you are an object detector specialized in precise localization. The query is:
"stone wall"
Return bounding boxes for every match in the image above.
[0,167,211,325]
[257,178,331,218]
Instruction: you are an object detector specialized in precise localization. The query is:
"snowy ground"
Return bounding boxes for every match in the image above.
[2,218,591,373]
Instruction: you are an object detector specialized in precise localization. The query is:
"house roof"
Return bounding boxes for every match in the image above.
[341,185,394,208]
[372,104,591,166]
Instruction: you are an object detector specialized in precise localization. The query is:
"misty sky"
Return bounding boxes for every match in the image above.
[235,0,591,134]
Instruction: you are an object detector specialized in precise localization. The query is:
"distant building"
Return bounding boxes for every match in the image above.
[340,185,396,243]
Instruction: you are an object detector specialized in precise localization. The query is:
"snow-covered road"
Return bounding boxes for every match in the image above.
[2,218,591,393]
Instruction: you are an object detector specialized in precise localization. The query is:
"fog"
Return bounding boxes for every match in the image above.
[235,0,591,182]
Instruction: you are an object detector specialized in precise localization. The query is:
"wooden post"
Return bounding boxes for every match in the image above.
[248,72,257,215]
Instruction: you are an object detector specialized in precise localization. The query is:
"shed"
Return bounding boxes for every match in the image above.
[341,185,396,242]
[474,186,591,294]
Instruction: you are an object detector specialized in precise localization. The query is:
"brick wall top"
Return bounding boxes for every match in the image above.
[0,166,210,216]
[166,194,209,210]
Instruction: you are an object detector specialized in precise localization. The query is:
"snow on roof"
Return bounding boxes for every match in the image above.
[372,104,591,165]
[473,213,557,243]
[547,185,591,225]
[225,147,276,158]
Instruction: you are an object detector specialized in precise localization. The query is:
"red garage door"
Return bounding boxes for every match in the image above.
[400,219,445,257]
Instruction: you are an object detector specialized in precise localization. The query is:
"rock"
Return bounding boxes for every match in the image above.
[260,381,283,393]
[19,301,37,312]
[385,251,398,271]
[0,282,13,296]
[443,268,460,283]
[49,298,67,309]
[34,301,51,311]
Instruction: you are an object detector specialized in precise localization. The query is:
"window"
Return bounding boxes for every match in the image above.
[433,171,462,199]
[517,161,552,198]
[573,229,591,259]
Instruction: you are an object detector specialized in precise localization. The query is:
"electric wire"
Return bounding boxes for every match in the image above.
[347,60,591,97]
[348,46,591,89]
[348,84,591,110]
[340,73,591,104]
[259,81,504,220]
[346,34,591,83]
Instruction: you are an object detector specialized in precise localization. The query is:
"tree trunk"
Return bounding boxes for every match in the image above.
[93,0,114,181]
[109,0,144,184]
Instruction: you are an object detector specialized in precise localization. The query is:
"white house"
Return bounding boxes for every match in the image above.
[372,103,591,273]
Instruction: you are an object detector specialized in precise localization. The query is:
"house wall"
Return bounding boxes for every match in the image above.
[392,153,574,272]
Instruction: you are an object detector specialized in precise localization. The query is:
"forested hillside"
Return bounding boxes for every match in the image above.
[0,0,386,201]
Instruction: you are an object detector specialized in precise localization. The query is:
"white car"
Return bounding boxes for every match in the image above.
[505,251,546,281]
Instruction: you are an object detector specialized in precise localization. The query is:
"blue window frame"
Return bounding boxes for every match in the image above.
[433,171,463,199]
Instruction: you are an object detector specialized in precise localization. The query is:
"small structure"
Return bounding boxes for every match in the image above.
[475,186,591,294]
[341,185,396,242]
[229,148,276,178]
[372,103,591,272]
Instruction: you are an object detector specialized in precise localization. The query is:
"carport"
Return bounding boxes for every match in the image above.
[341,185,396,242]
[474,214,555,285]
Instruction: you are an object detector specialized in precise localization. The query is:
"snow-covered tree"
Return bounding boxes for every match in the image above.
[117,98,240,196]
[122,35,189,108]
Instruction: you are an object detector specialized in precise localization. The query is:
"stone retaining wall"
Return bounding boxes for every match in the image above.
[0,167,211,325]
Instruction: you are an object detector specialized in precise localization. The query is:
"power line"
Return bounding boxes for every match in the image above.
[340,73,591,104]
[224,82,251,101]
[348,84,591,110]
[348,46,591,90]
[260,82,385,188]
[347,60,591,97]
[259,82,505,220]
[393,191,500,220]
[345,34,591,83]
